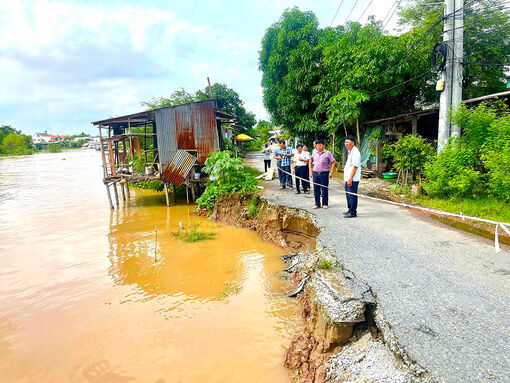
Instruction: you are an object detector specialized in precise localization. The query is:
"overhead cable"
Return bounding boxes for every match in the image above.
[329,0,345,27]
[343,0,360,24]
[357,0,374,22]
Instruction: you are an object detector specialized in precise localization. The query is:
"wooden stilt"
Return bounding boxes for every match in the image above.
[190,182,196,202]
[172,184,177,203]
[120,181,126,201]
[125,182,130,198]
[185,182,190,204]
[113,182,119,206]
[163,182,170,207]
[105,183,114,210]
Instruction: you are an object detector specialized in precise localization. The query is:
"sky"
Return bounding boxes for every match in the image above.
[0,0,404,135]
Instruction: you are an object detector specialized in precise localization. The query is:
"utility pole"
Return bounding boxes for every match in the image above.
[437,0,463,152]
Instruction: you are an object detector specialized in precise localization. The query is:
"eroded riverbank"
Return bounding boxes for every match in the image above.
[209,194,431,383]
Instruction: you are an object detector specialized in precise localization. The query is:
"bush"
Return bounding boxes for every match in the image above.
[196,151,258,212]
[132,181,164,192]
[423,102,510,200]
[172,223,215,242]
[386,134,435,183]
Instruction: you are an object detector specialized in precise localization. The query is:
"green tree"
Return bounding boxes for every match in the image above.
[1,133,32,155]
[196,83,256,131]
[141,88,196,109]
[398,0,510,99]
[259,7,323,132]
[0,125,20,145]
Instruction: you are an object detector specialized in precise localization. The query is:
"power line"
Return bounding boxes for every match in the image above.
[343,0,360,24]
[383,0,402,31]
[370,71,431,98]
[382,0,398,25]
[329,0,345,27]
[357,0,374,22]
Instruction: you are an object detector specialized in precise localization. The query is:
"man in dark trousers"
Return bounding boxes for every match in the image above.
[274,140,293,189]
[343,135,361,218]
[309,139,336,209]
[292,144,310,194]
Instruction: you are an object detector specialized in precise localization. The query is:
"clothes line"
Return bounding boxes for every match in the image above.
[274,165,510,254]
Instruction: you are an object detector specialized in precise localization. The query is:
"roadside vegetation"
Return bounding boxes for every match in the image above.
[197,151,258,212]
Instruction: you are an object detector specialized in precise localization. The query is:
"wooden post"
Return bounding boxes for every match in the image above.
[185,182,190,204]
[412,117,418,135]
[125,182,130,198]
[120,181,126,201]
[113,181,119,206]
[190,182,196,202]
[163,182,170,207]
[105,183,114,210]
[376,141,382,178]
[172,184,177,204]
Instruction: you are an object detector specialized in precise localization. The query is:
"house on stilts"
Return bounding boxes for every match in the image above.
[92,99,236,209]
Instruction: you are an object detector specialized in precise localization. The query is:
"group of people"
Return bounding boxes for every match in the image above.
[263,137,360,217]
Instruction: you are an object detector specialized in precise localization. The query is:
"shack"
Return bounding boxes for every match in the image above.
[92,99,236,209]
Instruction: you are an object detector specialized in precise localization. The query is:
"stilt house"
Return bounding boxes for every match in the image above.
[92,99,235,208]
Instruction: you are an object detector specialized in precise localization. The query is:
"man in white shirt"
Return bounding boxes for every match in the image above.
[292,144,310,194]
[343,135,361,218]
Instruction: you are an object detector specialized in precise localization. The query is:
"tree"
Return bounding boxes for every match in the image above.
[398,0,510,99]
[259,7,323,132]
[141,88,196,109]
[0,125,20,144]
[1,133,31,155]
[196,83,256,131]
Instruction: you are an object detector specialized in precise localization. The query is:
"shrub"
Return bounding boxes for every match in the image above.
[423,102,510,200]
[196,151,258,212]
[172,223,215,242]
[386,134,435,183]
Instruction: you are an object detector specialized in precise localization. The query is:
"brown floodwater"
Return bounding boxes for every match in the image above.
[0,150,301,383]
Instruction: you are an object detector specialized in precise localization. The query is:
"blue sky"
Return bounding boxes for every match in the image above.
[0,0,401,135]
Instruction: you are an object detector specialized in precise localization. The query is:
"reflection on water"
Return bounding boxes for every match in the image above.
[0,150,301,382]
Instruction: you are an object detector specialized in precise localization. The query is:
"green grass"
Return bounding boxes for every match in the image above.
[172,223,216,243]
[412,196,510,223]
[317,258,334,270]
[243,165,261,178]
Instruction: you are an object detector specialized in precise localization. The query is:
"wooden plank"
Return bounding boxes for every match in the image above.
[108,141,116,176]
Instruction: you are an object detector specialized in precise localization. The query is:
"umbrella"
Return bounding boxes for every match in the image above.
[234,134,254,141]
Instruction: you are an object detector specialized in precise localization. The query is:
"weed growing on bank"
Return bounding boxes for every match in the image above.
[318,258,334,270]
[172,223,215,243]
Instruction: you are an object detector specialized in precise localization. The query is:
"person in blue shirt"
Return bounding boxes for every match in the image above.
[273,140,293,190]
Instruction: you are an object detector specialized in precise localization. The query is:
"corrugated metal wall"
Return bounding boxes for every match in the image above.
[155,100,220,183]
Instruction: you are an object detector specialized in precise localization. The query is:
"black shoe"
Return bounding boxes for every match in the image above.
[343,211,350,216]
[343,213,357,218]
[296,191,301,194]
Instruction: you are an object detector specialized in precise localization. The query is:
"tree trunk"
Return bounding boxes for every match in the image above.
[356,117,360,147]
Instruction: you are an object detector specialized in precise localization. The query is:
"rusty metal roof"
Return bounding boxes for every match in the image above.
[160,150,197,186]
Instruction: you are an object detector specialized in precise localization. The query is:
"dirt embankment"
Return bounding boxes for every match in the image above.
[210,194,426,383]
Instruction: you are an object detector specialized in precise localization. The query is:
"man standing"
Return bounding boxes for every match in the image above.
[309,139,336,209]
[262,144,272,173]
[343,135,361,218]
[274,140,293,189]
[292,144,310,194]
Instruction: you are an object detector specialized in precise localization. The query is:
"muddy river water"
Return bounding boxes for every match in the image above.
[0,150,301,383]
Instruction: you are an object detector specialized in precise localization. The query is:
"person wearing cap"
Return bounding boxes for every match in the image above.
[309,139,336,209]
[343,135,361,218]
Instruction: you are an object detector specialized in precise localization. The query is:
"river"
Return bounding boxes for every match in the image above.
[0,150,301,383]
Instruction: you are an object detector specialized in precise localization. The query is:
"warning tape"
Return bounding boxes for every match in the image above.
[273,165,510,254]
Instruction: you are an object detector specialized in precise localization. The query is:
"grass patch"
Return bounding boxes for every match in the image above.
[172,223,215,243]
[247,194,261,219]
[317,258,334,270]
[244,165,261,178]
[412,196,510,223]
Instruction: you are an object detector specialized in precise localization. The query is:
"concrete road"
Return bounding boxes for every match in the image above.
[245,152,510,382]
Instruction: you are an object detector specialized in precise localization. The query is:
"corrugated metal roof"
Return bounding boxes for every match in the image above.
[155,99,220,167]
[160,150,197,186]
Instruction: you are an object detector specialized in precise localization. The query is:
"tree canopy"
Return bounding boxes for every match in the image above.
[142,83,256,131]
[258,3,510,138]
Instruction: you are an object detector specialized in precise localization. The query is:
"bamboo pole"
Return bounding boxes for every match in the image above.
[185,182,190,204]
[120,181,126,201]
[163,182,170,207]
[125,182,130,198]
[190,182,196,202]
[172,184,177,204]
[105,183,114,210]
[356,117,360,148]
[113,182,119,206]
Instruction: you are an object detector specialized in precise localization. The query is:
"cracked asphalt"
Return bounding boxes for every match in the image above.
[245,153,510,383]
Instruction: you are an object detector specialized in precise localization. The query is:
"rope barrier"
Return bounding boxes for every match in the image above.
[273,164,510,254]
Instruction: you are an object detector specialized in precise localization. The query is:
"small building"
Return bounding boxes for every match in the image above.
[365,90,510,140]
[92,99,235,209]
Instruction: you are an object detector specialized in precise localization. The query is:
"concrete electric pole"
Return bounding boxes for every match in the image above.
[437,0,464,153]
